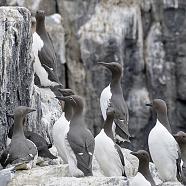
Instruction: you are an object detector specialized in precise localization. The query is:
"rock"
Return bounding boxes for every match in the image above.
[6,0,56,15]
[69,0,186,148]
[78,2,151,143]
[149,162,162,185]
[161,182,183,186]
[0,167,15,186]
[0,7,32,152]
[121,148,139,178]
[28,86,62,144]
[1,0,186,160]
[57,0,98,31]
[8,162,128,186]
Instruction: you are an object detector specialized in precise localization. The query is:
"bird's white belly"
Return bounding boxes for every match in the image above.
[32,32,57,87]
[6,137,11,147]
[52,114,69,163]
[148,123,178,181]
[100,85,112,120]
[95,130,123,176]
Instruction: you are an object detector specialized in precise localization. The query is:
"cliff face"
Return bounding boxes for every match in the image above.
[2,0,186,152]
[63,0,186,151]
[0,7,32,151]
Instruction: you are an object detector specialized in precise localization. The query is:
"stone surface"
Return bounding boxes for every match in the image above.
[7,0,56,15]
[0,7,63,152]
[0,7,32,152]
[7,149,183,186]
[28,86,62,144]
[68,0,186,150]
[8,164,128,186]
[1,0,186,168]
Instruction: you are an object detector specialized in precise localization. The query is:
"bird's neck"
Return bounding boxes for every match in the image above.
[73,106,83,117]
[180,145,186,162]
[70,109,84,127]
[111,76,121,88]
[138,162,155,186]
[103,116,115,141]
[157,112,172,133]
[13,117,25,138]
[36,20,45,34]
[64,103,73,121]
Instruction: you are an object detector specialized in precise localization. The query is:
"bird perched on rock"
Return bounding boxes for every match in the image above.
[53,88,75,163]
[0,106,38,169]
[55,95,95,177]
[6,117,57,160]
[173,131,186,185]
[32,10,62,88]
[95,107,126,176]
[98,62,130,145]
[130,150,155,186]
[147,99,182,182]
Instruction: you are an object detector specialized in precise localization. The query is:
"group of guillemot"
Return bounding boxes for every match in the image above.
[0,10,186,186]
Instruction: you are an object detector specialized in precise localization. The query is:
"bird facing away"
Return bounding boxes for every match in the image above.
[56,95,95,177]
[53,88,75,163]
[131,150,156,186]
[147,99,181,182]
[173,131,186,185]
[32,10,61,88]
[98,62,130,144]
[95,107,126,176]
[0,106,38,169]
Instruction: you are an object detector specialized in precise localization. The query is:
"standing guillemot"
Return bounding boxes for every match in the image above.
[98,62,130,144]
[53,88,75,163]
[95,107,126,176]
[147,99,181,182]
[56,95,95,177]
[131,150,155,186]
[6,114,57,160]
[32,10,62,88]
[0,106,38,169]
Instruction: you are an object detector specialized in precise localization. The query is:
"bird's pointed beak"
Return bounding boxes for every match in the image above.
[130,151,138,157]
[58,88,67,96]
[55,96,65,101]
[27,108,36,113]
[97,62,110,68]
[145,103,152,107]
[173,134,179,139]
[6,113,14,119]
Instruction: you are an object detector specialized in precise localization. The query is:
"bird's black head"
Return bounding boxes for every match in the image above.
[131,150,150,163]
[35,10,45,22]
[14,106,36,118]
[173,131,186,145]
[98,62,122,76]
[58,88,75,97]
[146,99,167,115]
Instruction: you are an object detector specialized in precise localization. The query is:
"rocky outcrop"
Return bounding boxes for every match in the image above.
[0,7,33,152]
[3,0,186,155]
[0,7,62,151]
[70,0,186,150]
